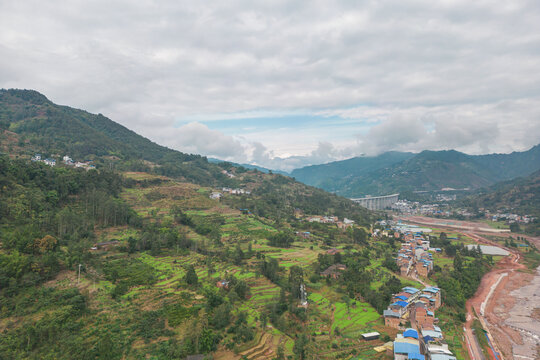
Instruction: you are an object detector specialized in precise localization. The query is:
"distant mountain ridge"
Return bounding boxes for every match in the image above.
[291,146,540,197]
[208,157,290,176]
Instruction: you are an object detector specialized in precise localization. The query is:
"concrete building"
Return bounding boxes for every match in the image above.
[351,193,399,210]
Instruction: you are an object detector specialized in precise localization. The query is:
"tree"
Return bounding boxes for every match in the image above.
[268,231,294,248]
[260,257,281,283]
[334,252,342,264]
[234,243,244,265]
[34,235,57,253]
[289,266,304,299]
[293,334,308,360]
[453,252,464,273]
[509,222,520,233]
[352,228,367,245]
[211,303,231,329]
[260,312,268,329]
[275,344,285,360]
[185,265,198,286]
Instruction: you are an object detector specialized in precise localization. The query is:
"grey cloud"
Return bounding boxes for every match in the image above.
[1,0,540,168]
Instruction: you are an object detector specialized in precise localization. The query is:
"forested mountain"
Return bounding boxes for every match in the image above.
[290,151,414,191]
[291,146,540,197]
[0,89,230,185]
[461,170,540,234]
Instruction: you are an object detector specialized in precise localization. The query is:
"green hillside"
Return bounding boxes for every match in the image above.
[0,89,231,185]
[291,151,414,191]
[0,89,516,359]
[461,170,540,234]
[291,146,540,197]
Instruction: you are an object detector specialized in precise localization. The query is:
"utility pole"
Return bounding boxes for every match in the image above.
[78,264,82,284]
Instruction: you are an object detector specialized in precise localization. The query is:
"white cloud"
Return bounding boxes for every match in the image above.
[144,122,247,160]
[1,0,540,170]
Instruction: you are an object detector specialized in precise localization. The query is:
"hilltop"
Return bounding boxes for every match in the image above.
[291,146,540,197]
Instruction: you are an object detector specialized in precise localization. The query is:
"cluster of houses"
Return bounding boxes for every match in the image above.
[384,286,456,359]
[392,200,452,217]
[381,228,457,359]
[209,187,252,200]
[396,232,434,278]
[31,153,56,166]
[31,154,95,170]
[304,214,355,230]
[488,211,535,224]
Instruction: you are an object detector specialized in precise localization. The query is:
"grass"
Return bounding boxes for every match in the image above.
[472,319,491,358]
[479,219,510,230]
[331,302,379,335]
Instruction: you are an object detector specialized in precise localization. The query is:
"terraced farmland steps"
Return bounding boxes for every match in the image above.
[239,332,274,359]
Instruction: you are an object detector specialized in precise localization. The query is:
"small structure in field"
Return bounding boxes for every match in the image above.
[361,332,380,340]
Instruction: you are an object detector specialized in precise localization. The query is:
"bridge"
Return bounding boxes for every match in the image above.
[351,194,399,210]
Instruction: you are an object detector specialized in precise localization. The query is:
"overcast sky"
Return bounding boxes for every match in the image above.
[1,0,540,171]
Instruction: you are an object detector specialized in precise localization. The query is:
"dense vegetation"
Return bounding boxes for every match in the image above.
[0,153,376,358]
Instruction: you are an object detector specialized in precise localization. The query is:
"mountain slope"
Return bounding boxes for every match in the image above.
[0,89,243,185]
[463,170,540,215]
[462,170,540,234]
[291,146,540,197]
[0,88,373,222]
[291,151,414,191]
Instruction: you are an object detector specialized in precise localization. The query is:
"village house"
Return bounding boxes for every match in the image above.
[216,280,229,289]
[411,306,436,329]
[326,248,341,255]
[320,264,346,279]
[91,240,119,251]
[393,330,424,360]
[383,309,402,329]
[63,155,74,165]
[422,287,441,309]
[221,169,235,178]
[43,158,56,166]
[209,192,222,200]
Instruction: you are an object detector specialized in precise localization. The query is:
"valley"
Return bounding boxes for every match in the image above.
[1,90,539,360]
